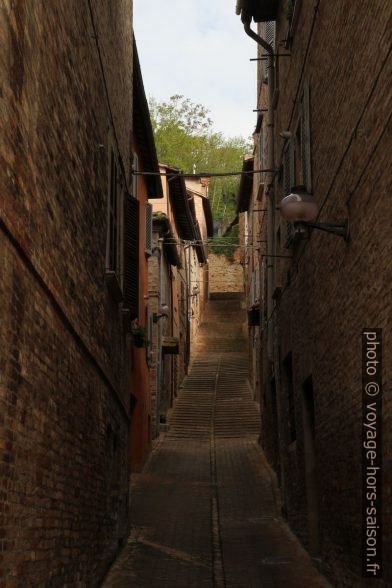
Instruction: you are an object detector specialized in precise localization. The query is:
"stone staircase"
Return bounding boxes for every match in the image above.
[193,297,247,354]
[167,296,260,439]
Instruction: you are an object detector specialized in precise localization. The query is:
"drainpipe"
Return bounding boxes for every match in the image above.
[241,13,287,514]
[242,17,275,361]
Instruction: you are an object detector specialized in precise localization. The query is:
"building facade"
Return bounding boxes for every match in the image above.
[0,2,159,584]
[185,176,213,344]
[128,42,163,472]
[149,168,213,436]
[236,0,391,585]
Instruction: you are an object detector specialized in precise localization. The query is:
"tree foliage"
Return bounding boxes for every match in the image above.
[149,95,251,229]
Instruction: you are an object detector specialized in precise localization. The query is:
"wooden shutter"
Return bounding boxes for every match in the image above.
[146,307,153,367]
[144,203,153,256]
[108,150,118,273]
[258,124,264,184]
[123,195,139,320]
[248,212,253,246]
[261,260,266,322]
[250,270,255,305]
[283,139,294,196]
[264,21,275,79]
[301,81,312,192]
[253,269,258,303]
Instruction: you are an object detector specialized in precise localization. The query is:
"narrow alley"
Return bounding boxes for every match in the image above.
[103,297,328,588]
[1,2,390,586]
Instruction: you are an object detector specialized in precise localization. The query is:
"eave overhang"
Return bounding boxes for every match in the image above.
[133,39,163,199]
[236,156,254,213]
[202,197,214,239]
[236,0,278,23]
[166,168,197,241]
[153,214,181,268]
[194,221,207,264]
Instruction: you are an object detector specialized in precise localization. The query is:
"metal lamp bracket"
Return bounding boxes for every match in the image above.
[295,220,350,242]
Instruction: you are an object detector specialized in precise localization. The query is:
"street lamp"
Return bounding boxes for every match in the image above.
[153,303,169,323]
[280,186,349,241]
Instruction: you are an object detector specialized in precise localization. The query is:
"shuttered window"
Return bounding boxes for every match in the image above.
[264,21,275,79]
[258,123,264,184]
[253,269,258,304]
[123,195,139,320]
[283,139,294,196]
[300,80,312,192]
[146,307,153,367]
[144,203,153,256]
[261,260,266,321]
[105,148,124,303]
[283,139,296,248]
[247,211,253,246]
[107,149,119,274]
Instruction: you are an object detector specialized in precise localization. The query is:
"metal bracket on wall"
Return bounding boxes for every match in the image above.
[250,54,291,61]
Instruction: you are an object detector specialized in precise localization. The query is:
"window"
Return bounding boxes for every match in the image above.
[145,203,153,256]
[123,194,139,320]
[302,375,320,554]
[282,140,295,248]
[282,81,311,195]
[283,352,296,443]
[106,148,123,302]
[300,81,312,192]
[107,150,119,272]
[292,81,312,191]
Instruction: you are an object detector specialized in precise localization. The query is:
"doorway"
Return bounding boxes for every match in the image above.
[302,375,320,555]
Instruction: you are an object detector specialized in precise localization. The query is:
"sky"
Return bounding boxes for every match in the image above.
[133,0,257,140]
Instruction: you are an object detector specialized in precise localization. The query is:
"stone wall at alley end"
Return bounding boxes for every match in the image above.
[208,251,243,294]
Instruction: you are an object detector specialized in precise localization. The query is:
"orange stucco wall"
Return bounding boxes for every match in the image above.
[129,143,152,472]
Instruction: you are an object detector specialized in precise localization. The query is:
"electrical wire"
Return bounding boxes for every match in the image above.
[133,169,277,178]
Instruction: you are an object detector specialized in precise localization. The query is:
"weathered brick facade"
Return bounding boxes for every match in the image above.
[0,1,134,584]
[238,0,392,585]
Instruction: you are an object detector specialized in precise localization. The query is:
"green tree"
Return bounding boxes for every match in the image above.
[149,95,251,232]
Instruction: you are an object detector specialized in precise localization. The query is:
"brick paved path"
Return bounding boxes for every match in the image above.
[102,298,329,587]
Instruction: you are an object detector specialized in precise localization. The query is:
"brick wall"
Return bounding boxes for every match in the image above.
[0,1,133,584]
[209,252,244,294]
[252,1,392,585]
